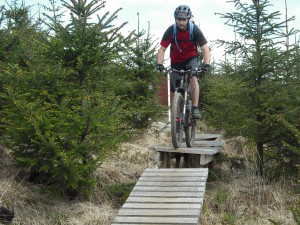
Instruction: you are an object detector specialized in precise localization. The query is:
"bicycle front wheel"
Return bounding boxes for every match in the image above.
[171,92,184,148]
[185,99,195,147]
[185,120,196,147]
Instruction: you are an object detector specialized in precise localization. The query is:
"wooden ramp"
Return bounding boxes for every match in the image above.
[112,168,208,225]
[149,134,223,168]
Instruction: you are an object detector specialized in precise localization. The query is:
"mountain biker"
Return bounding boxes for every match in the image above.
[156,5,211,119]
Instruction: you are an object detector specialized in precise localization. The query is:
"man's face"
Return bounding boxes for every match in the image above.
[176,18,189,30]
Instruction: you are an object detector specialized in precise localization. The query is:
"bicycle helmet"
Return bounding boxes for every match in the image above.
[174,5,192,19]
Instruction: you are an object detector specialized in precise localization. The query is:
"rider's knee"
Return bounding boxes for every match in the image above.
[190,76,199,86]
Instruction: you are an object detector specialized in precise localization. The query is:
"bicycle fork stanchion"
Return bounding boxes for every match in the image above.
[183,80,188,126]
[167,73,171,122]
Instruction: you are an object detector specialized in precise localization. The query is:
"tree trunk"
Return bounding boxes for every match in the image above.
[256,141,264,176]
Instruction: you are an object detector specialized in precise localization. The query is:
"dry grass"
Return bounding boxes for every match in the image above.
[201,135,299,225]
[0,122,299,225]
[0,123,168,225]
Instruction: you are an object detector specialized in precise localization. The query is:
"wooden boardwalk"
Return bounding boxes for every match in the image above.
[111,168,209,225]
[149,134,223,168]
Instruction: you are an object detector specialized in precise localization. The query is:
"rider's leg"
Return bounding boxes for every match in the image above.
[186,58,200,119]
[190,77,200,119]
[170,71,180,93]
[170,71,181,108]
[190,76,199,107]
[187,58,200,107]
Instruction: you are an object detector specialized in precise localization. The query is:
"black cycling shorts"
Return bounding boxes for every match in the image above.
[170,57,199,93]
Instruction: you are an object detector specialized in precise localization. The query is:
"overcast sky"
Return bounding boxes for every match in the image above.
[16,0,300,62]
[104,0,300,62]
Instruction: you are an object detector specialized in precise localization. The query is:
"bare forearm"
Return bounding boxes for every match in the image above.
[202,44,211,64]
[156,47,166,64]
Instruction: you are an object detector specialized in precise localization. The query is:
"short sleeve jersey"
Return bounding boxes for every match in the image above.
[160,24,208,65]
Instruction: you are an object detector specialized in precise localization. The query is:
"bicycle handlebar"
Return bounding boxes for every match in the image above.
[163,67,204,77]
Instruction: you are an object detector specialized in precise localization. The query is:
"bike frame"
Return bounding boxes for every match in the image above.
[176,72,191,128]
[167,67,201,148]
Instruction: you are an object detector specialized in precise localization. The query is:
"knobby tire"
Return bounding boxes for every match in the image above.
[171,92,184,148]
[185,99,195,147]
[185,121,196,147]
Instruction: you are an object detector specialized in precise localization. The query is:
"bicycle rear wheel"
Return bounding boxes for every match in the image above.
[171,92,184,148]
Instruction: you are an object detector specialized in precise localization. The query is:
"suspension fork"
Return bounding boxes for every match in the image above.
[182,78,190,126]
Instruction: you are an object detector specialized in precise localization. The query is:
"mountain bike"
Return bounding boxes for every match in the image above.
[166,67,203,149]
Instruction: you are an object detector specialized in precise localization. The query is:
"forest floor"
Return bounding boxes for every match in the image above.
[0,120,299,225]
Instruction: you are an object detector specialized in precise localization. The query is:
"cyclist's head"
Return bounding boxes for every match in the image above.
[174,5,191,30]
[174,5,192,19]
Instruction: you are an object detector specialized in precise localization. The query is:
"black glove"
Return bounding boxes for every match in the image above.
[156,64,165,72]
[191,68,198,77]
[201,64,211,72]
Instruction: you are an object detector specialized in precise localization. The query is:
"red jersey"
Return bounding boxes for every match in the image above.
[160,24,207,65]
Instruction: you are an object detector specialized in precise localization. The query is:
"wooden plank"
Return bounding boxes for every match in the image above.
[145,168,208,172]
[161,152,170,168]
[122,202,202,209]
[135,181,206,187]
[186,154,201,168]
[113,216,198,224]
[141,172,208,177]
[200,154,214,165]
[138,176,206,182]
[193,140,223,147]
[129,191,204,197]
[111,224,185,225]
[133,186,205,192]
[126,196,202,203]
[142,168,208,173]
[158,140,223,148]
[117,208,200,216]
[148,145,221,155]
[112,224,190,225]
[195,133,223,140]
[149,141,223,150]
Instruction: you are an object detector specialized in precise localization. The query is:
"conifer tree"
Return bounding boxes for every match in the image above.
[205,0,299,176]
[114,17,163,128]
[0,1,38,66]
[0,1,41,132]
[0,0,160,196]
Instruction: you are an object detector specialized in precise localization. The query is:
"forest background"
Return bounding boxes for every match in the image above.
[0,0,299,224]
